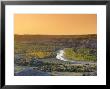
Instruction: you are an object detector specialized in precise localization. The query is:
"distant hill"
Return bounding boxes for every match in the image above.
[14,34,97,49]
[15,34,96,40]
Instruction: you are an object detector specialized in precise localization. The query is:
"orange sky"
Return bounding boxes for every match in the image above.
[14,14,96,35]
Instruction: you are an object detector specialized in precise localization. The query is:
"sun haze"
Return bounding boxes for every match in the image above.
[14,14,96,35]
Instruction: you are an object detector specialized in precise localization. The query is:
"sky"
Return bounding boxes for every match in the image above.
[14,14,96,35]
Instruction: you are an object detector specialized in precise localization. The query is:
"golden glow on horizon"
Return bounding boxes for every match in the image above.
[14,14,96,35]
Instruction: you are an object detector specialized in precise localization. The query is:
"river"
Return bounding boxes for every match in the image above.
[56,50,68,61]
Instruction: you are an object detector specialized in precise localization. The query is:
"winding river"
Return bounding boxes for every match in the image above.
[56,50,68,61]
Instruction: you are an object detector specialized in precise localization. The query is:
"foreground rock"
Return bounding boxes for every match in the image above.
[83,71,97,76]
[15,68,50,76]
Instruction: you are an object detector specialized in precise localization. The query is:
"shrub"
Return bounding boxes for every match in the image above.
[64,48,96,61]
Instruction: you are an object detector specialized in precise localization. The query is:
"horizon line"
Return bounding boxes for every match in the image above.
[14,33,97,35]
